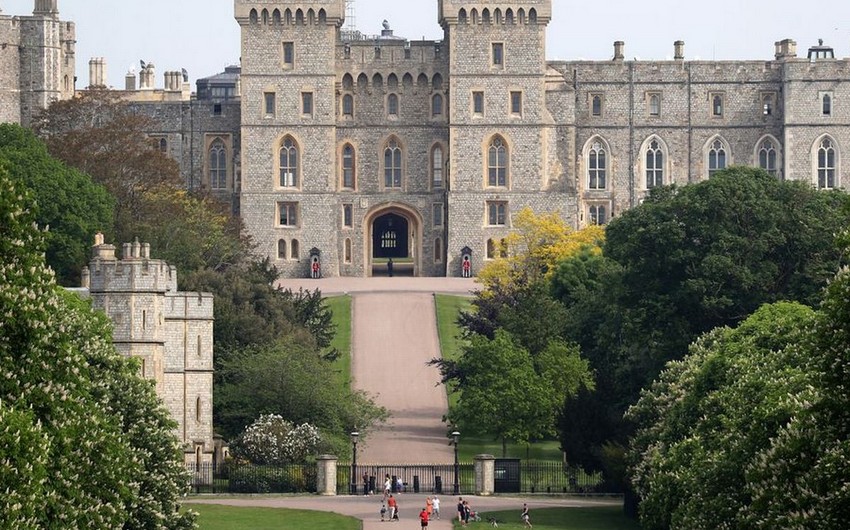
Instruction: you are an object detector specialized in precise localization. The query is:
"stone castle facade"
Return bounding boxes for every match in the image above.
[77,236,216,466]
[3,1,850,278]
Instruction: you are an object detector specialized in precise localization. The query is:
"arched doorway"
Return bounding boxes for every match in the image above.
[365,204,421,277]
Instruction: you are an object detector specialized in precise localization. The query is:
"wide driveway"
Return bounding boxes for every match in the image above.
[351,292,452,463]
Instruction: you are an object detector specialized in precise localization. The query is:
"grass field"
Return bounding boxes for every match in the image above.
[452,506,640,530]
[434,294,473,411]
[186,504,360,530]
[325,295,352,390]
[457,437,563,461]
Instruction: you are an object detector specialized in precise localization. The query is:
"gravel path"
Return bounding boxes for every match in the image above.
[351,292,452,463]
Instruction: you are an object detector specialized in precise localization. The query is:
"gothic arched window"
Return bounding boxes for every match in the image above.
[708,139,727,177]
[342,143,355,189]
[817,137,837,189]
[645,140,664,189]
[758,138,778,176]
[384,139,402,188]
[588,141,607,190]
[487,137,508,187]
[279,137,299,187]
[209,138,227,189]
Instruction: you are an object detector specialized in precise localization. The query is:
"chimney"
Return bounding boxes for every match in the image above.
[33,0,58,16]
[140,63,155,90]
[142,243,151,259]
[92,233,117,260]
[613,41,625,61]
[775,39,797,60]
[125,70,136,91]
[674,41,685,61]
[88,57,106,88]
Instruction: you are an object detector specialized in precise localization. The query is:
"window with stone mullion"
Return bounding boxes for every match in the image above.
[384,142,402,188]
[645,142,663,188]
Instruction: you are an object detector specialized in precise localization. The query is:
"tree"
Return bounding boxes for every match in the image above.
[442,330,592,456]
[0,123,113,285]
[477,207,605,292]
[0,168,195,529]
[34,91,250,277]
[605,167,849,400]
[214,339,387,454]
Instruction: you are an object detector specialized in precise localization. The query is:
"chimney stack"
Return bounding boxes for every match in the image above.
[125,70,137,91]
[613,41,625,61]
[775,39,798,60]
[88,57,106,88]
[674,41,685,61]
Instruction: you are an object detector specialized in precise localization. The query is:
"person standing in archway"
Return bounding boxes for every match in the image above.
[387,258,394,277]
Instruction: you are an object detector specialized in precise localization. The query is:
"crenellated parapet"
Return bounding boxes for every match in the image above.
[85,236,178,295]
[234,0,345,27]
[438,0,551,27]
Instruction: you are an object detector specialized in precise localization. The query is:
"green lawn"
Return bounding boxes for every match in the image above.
[452,506,640,530]
[186,504,360,530]
[434,294,473,413]
[325,295,352,390]
[457,437,563,461]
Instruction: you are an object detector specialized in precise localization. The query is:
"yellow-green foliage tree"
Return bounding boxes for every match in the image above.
[477,208,605,292]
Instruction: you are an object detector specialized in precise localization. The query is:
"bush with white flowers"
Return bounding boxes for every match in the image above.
[231,414,323,465]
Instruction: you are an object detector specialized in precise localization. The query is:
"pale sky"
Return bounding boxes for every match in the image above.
[3,0,850,88]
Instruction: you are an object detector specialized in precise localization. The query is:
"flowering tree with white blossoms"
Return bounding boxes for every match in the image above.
[231,414,323,465]
[0,166,195,529]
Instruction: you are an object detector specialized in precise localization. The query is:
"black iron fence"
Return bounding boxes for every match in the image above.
[187,462,316,494]
[186,460,614,495]
[336,463,475,496]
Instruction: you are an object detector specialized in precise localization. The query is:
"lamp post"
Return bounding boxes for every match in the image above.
[350,431,359,495]
[451,430,460,495]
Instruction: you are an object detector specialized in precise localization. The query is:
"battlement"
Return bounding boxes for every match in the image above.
[83,235,179,294]
[235,0,345,26]
[165,292,215,321]
[438,0,551,27]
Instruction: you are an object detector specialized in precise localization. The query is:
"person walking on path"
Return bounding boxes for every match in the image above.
[363,472,370,496]
[383,475,391,499]
[419,507,430,528]
[387,495,397,521]
[521,503,532,528]
[432,496,440,519]
[380,503,387,522]
[463,500,471,526]
[456,497,464,524]
[425,496,433,518]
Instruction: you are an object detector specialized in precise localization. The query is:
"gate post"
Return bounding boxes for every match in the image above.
[316,455,338,496]
[474,454,495,496]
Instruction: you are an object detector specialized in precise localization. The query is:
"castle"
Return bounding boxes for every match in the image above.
[76,236,216,466]
[3,1,850,278]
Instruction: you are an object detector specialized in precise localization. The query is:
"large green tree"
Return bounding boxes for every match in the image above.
[627,302,816,529]
[0,168,195,529]
[441,330,592,456]
[0,123,113,285]
[553,167,849,472]
[215,339,387,455]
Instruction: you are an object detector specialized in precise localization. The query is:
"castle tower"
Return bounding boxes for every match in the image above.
[84,237,215,466]
[236,1,345,277]
[438,1,570,275]
[15,0,75,126]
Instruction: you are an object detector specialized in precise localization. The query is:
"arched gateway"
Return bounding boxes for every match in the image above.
[364,203,422,277]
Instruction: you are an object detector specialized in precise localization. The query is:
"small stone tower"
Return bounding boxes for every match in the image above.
[82,235,215,466]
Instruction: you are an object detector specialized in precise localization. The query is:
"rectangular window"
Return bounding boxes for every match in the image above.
[821,92,833,116]
[473,91,484,115]
[343,204,353,228]
[591,94,603,117]
[278,202,299,227]
[492,43,504,67]
[264,92,276,117]
[510,91,522,115]
[711,93,724,117]
[647,92,661,117]
[283,42,294,68]
[433,203,444,227]
[589,204,607,226]
[302,92,313,116]
[762,92,776,116]
[213,103,222,116]
[487,201,507,226]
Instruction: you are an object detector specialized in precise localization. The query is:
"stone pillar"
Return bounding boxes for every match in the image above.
[473,454,495,496]
[316,455,338,496]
